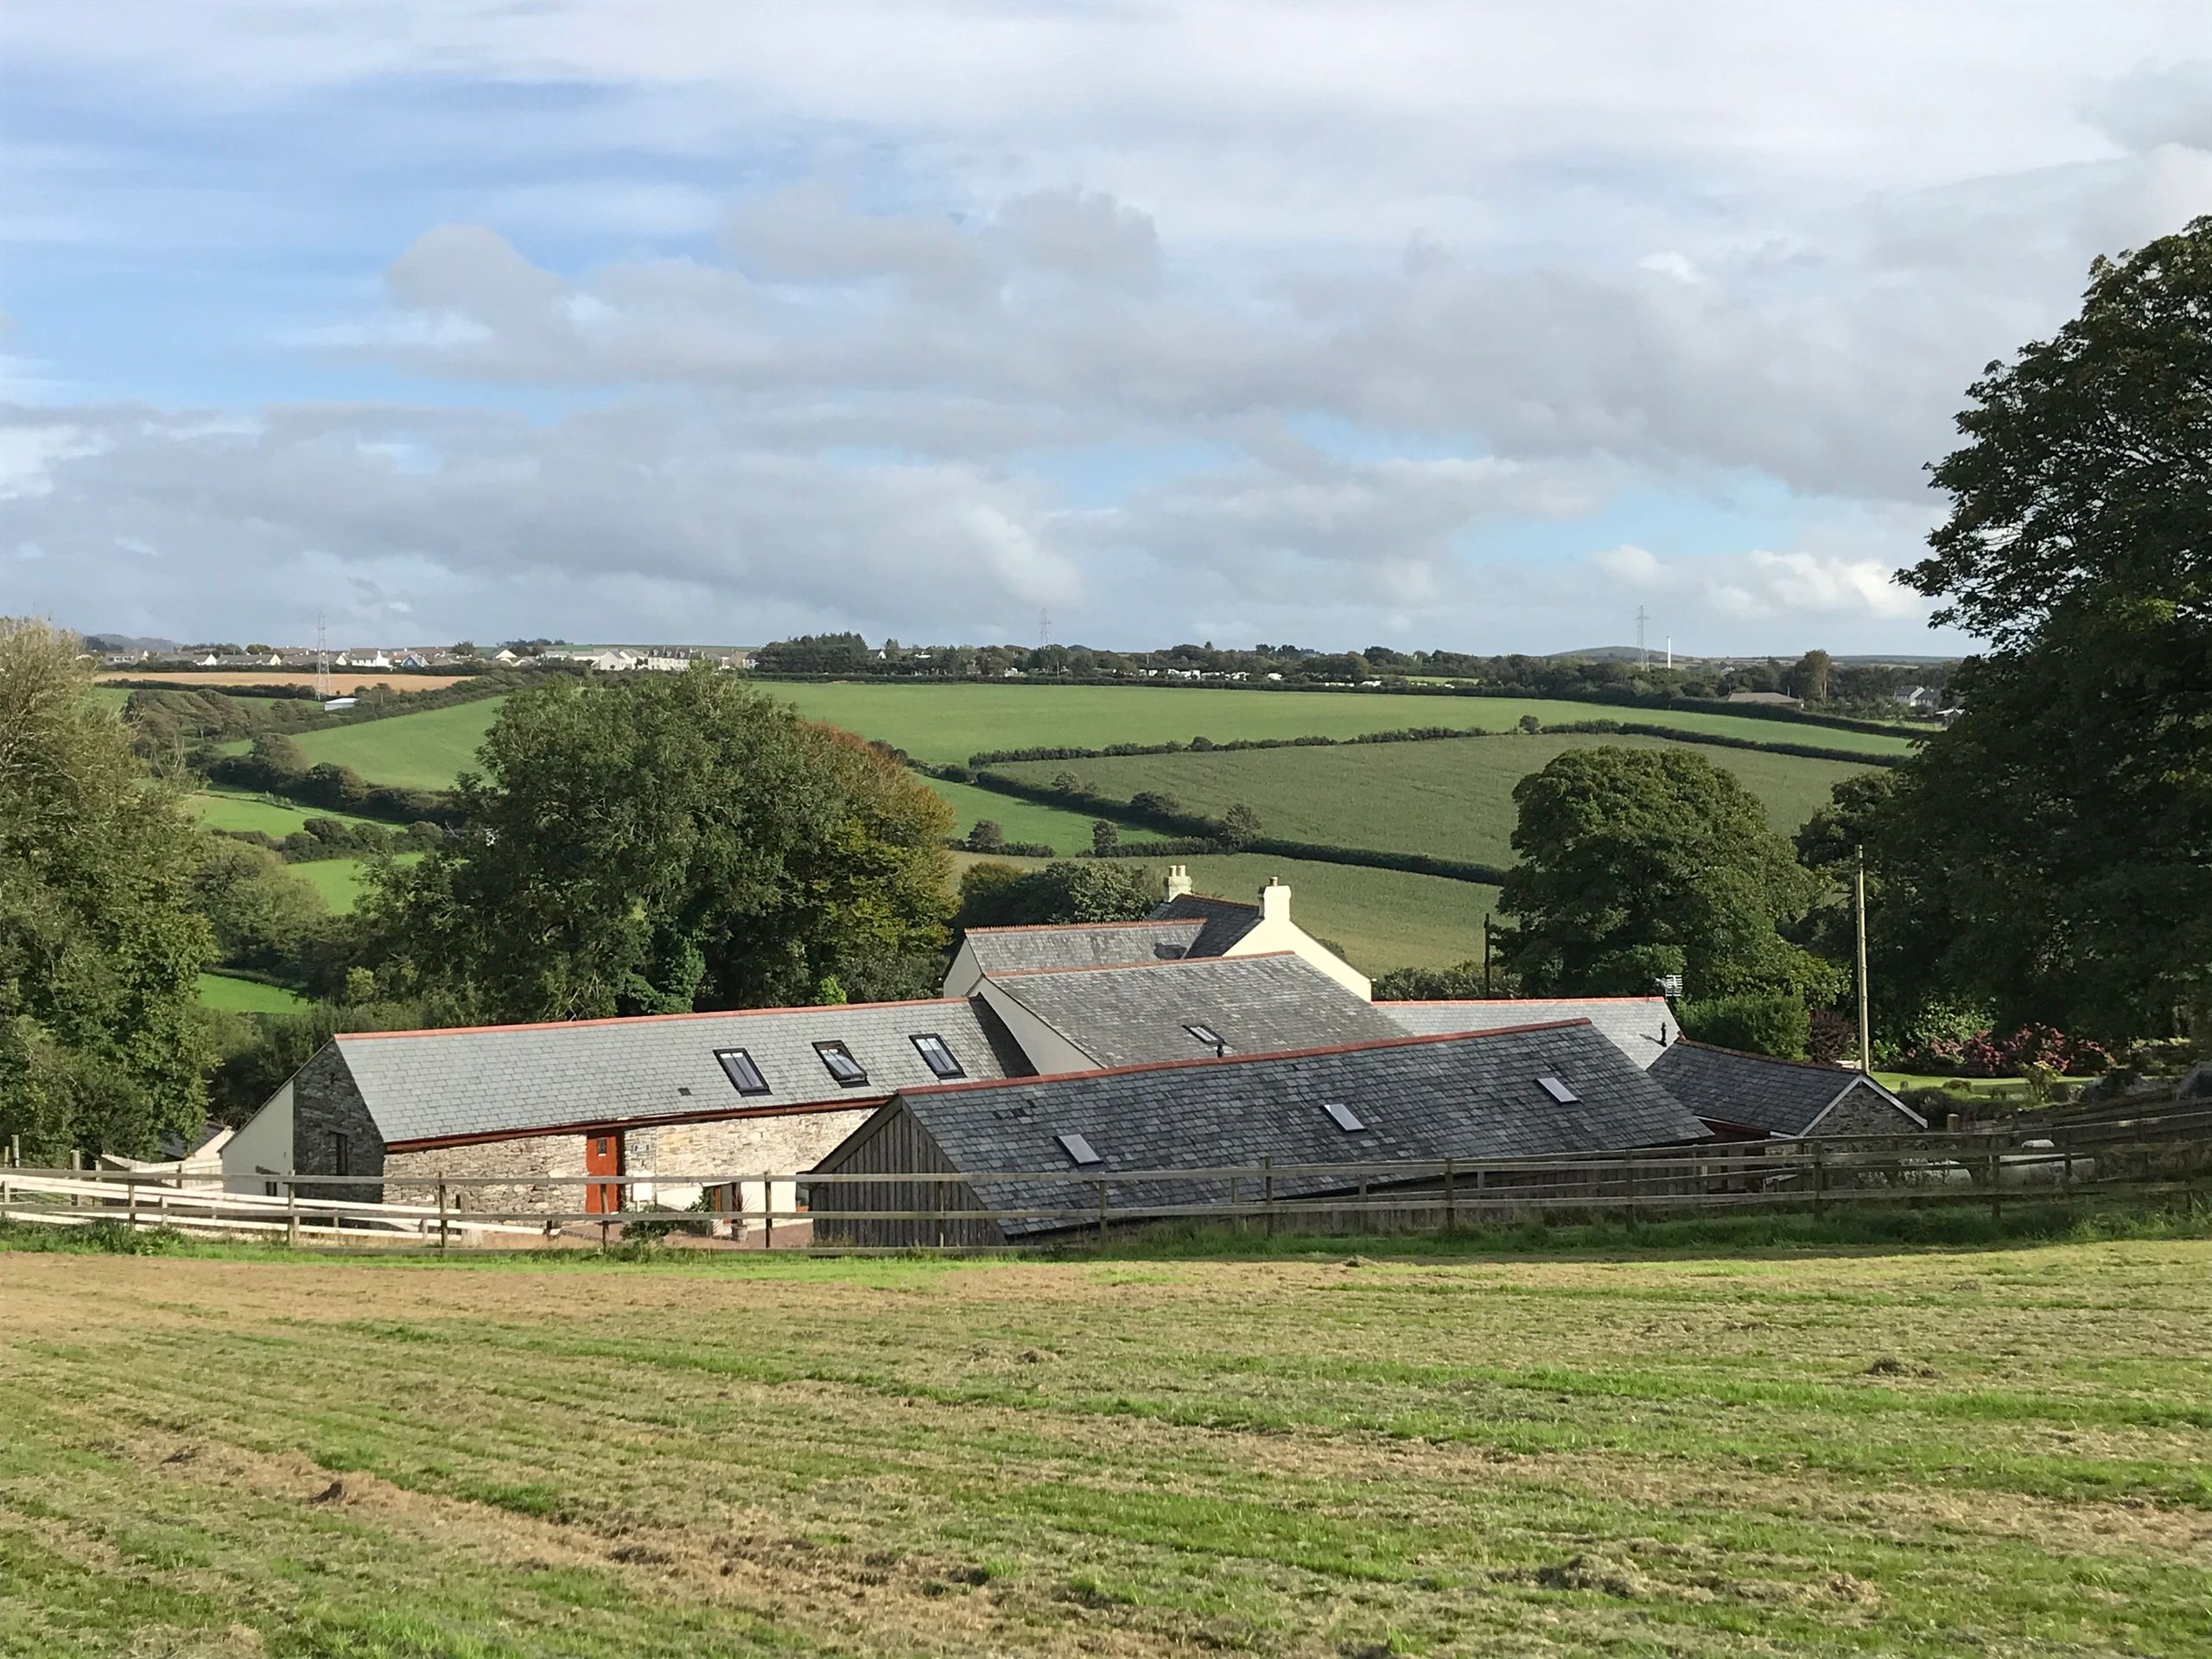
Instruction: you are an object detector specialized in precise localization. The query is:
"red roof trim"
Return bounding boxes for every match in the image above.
[962,918,1196,937]
[899,1018,1593,1095]
[982,950,1298,981]
[383,1095,887,1153]
[334,995,971,1043]
[1378,996,1670,1007]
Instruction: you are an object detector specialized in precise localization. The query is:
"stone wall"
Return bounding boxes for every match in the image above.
[290,1046,384,1206]
[630,1107,874,1232]
[1815,1083,1924,1135]
[383,1135,587,1217]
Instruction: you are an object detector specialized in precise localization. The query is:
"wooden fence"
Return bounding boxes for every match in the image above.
[4,1102,2208,1253]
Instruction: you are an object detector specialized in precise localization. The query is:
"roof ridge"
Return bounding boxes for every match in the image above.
[963,918,1197,936]
[1379,995,1669,1007]
[982,950,1299,981]
[1165,893,1260,912]
[337,995,976,1043]
[901,1017,1595,1095]
[1665,1038,1861,1076]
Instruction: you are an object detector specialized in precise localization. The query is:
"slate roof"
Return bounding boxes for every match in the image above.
[840,1019,1713,1236]
[982,952,1402,1068]
[1148,893,1264,957]
[334,998,1029,1147]
[962,918,1206,977]
[1648,1040,1917,1135]
[1383,997,1678,1069]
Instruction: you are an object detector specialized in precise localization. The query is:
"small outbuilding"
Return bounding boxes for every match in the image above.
[1649,1041,1925,1138]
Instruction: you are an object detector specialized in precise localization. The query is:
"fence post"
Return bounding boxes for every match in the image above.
[1812,1145,1827,1222]
[1987,1146,2002,1224]
[1262,1156,1274,1236]
[436,1179,449,1255]
[2061,1134,2075,1204]
[1229,1174,1241,1235]
[1443,1156,1455,1233]
[126,1177,139,1230]
[1,1173,10,1227]
[762,1171,774,1251]
[1096,1179,1108,1247]
[287,1184,300,1248]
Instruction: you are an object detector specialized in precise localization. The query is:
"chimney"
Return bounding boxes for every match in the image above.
[1165,864,1193,901]
[1259,879,1291,922]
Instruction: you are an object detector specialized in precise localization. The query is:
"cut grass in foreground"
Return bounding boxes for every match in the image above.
[3,1224,2207,1656]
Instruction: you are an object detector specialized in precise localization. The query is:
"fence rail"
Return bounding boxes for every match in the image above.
[4,1104,2207,1253]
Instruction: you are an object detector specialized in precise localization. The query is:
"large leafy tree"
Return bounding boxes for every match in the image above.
[362,668,956,1021]
[1880,217,2212,1040]
[1499,747,1838,1001]
[0,619,216,1159]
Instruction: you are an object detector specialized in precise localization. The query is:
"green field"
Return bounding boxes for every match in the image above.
[995,733,1874,868]
[291,852,424,913]
[6,1236,2207,1656]
[774,682,1916,765]
[930,776,1166,855]
[289,699,506,790]
[189,788,378,837]
[955,849,1497,971]
[194,972,309,1014]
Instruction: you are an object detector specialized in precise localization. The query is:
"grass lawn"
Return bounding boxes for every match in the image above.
[288,699,507,790]
[774,682,1916,766]
[4,1234,2207,1656]
[995,733,1874,866]
[194,972,310,1014]
[292,852,424,913]
[189,788,378,838]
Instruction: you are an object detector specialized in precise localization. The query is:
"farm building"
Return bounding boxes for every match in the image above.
[1383,996,1678,1068]
[1649,1041,1925,1137]
[944,870,1370,1000]
[810,1018,1714,1247]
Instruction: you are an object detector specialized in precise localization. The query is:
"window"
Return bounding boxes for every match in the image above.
[1185,1022,1227,1051]
[1536,1076,1580,1105]
[1056,1132,1103,1166]
[815,1040,868,1086]
[263,1180,279,1198]
[1322,1102,1367,1133]
[332,1132,351,1176]
[715,1047,770,1096]
[910,1033,964,1079]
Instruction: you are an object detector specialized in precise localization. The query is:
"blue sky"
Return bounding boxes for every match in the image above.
[3,3,2208,652]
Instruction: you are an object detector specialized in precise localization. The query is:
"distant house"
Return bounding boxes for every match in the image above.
[491,648,521,665]
[1649,1041,1923,1138]
[810,1019,1713,1248]
[337,651,392,670]
[1896,685,1943,711]
[943,873,1372,1001]
[1724,690,1802,709]
[1383,996,1678,1069]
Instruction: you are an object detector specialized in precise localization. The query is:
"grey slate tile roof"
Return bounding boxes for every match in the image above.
[1648,1040,1913,1135]
[963,919,1206,976]
[335,998,1028,1147]
[983,952,1403,1068]
[853,1020,1713,1236]
[1148,893,1264,956]
[1382,997,1678,1069]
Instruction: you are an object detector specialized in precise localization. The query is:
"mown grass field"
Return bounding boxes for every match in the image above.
[286,851,424,913]
[190,788,378,837]
[288,699,506,790]
[194,972,310,1014]
[773,682,1917,765]
[5,1235,2207,1657]
[929,776,1166,855]
[953,849,1497,970]
[996,733,1874,865]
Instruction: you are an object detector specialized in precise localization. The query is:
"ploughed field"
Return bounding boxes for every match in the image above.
[4,1240,2207,1657]
[995,732,1876,867]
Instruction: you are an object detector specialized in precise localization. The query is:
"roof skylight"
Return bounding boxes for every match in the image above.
[910,1032,964,1080]
[1536,1076,1580,1104]
[715,1048,770,1096]
[1056,1132,1103,1166]
[815,1040,868,1086]
[1185,1022,1227,1051]
[1322,1102,1367,1133]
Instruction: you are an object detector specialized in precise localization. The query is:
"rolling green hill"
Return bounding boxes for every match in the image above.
[292,852,424,913]
[775,681,1915,765]
[995,734,1872,870]
[287,699,506,790]
[929,775,1166,855]
[190,789,378,837]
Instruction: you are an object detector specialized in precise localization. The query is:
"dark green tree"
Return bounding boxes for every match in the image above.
[954,861,1158,930]
[1498,747,1838,1001]
[1882,216,2212,1040]
[1219,803,1262,849]
[361,668,956,1021]
[1091,819,1120,855]
[0,619,217,1159]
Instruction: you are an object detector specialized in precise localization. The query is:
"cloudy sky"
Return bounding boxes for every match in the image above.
[3,3,2208,653]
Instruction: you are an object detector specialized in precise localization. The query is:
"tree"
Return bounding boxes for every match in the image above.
[1052,770,1082,792]
[360,668,955,1021]
[1091,819,1120,855]
[0,619,217,1159]
[1789,649,1833,703]
[1219,804,1262,849]
[966,819,1007,854]
[1498,747,1838,1001]
[954,861,1158,930]
[1880,217,2212,1040]
[193,839,329,980]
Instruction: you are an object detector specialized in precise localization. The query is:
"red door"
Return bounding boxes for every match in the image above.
[584,1133,623,1214]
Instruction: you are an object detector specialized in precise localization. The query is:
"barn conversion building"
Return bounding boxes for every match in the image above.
[1649,1041,1924,1138]
[1382,995,1678,1067]
[810,1018,1714,1247]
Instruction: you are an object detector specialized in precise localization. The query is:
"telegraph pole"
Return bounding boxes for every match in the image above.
[1482,915,1493,996]
[1854,845,1872,1075]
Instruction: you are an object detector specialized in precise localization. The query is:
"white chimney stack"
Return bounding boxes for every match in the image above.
[1259,879,1291,922]
[1165,864,1193,900]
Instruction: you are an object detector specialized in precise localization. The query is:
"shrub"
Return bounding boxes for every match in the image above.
[1808,1007,1856,1065]
[1679,994,1811,1058]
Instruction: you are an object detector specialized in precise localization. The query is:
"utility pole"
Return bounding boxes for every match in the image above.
[1854,845,1872,1076]
[1482,915,1493,996]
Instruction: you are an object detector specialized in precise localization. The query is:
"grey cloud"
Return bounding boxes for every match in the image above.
[2084,62,2212,156]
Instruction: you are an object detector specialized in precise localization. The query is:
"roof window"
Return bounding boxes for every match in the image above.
[814,1041,869,1086]
[1056,1132,1103,1166]
[1322,1102,1367,1133]
[1185,1022,1228,1052]
[715,1048,770,1096]
[910,1032,964,1080]
[1536,1076,1580,1105]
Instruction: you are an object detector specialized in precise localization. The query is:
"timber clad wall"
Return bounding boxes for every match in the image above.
[291,1047,385,1205]
[810,1106,1002,1249]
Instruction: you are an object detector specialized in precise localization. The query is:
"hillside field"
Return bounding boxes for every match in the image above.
[292,851,424,913]
[995,733,1874,867]
[5,1237,2207,1657]
[773,682,1916,764]
[190,788,378,837]
[288,698,505,790]
[194,972,309,1014]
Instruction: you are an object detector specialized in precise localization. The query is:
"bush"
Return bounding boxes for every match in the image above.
[1808,1007,1856,1065]
[1679,994,1811,1058]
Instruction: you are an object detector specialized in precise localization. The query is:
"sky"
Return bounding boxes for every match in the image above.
[3,3,2209,655]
